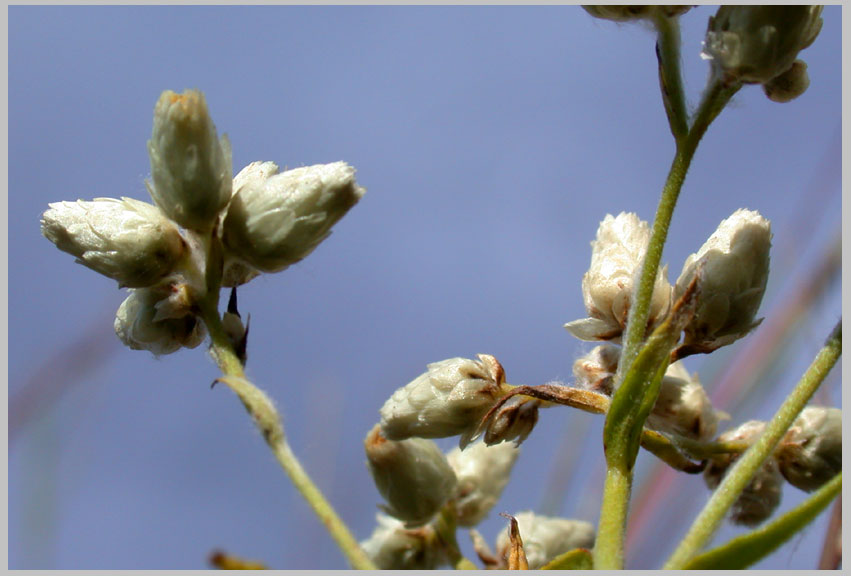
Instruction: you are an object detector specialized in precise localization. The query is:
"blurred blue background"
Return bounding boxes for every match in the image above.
[9,5,841,570]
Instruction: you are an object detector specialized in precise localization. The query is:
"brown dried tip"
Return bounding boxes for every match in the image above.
[209,549,267,569]
[501,513,529,570]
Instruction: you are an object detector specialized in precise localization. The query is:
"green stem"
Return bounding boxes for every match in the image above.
[199,299,375,570]
[653,11,688,143]
[434,508,477,570]
[596,79,741,570]
[664,320,841,569]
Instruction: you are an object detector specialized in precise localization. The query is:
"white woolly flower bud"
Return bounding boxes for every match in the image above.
[776,406,841,492]
[146,89,232,232]
[114,285,205,355]
[565,212,672,342]
[379,354,507,448]
[704,420,783,526]
[41,197,186,288]
[703,6,823,86]
[365,425,458,527]
[360,514,447,570]
[447,441,519,527]
[495,511,595,569]
[674,209,771,358]
[221,161,365,274]
[573,344,621,395]
[646,361,722,442]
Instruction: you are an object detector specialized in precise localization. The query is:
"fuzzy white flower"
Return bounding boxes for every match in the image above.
[495,511,595,569]
[360,514,447,570]
[114,285,205,355]
[379,354,507,448]
[222,161,364,274]
[565,212,672,342]
[146,89,232,232]
[674,208,771,358]
[365,425,458,527]
[41,197,186,288]
[573,344,621,395]
[776,406,841,492]
[447,441,519,527]
[646,361,722,442]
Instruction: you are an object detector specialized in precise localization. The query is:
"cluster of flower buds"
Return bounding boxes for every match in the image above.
[704,406,841,526]
[379,354,511,448]
[493,511,595,570]
[574,344,722,443]
[566,209,771,361]
[703,6,823,102]
[362,430,522,567]
[41,89,364,356]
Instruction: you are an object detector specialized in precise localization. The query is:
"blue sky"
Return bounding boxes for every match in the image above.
[9,6,841,569]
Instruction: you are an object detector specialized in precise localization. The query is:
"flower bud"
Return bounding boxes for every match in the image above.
[704,420,783,526]
[365,425,458,526]
[646,361,722,441]
[565,212,672,342]
[114,285,206,355]
[674,209,771,357]
[360,514,447,570]
[582,5,691,22]
[763,59,810,103]
[573,344,621,395]
[776,406,841,492]
[379,354,507,448]
[482,396,540,447]
[41,197,186,288]
[703,6,823,85]
[447,441,519,527]
[146,89,232,231]
[495,511,595,570]
[222,161,365,274]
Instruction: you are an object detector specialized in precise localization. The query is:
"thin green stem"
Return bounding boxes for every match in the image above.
[596,78,741,570]
[200,300,375,570]
[653,12,688,143]
[664,320,841,569]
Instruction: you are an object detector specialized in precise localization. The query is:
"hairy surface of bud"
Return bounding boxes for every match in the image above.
[114,285,205,355]
[360,514,447,570]
[565,212,672,342]
[647,361,721,441]
[222,161,364,274]
[41,197,185,288]
[379,354,507,448]
[674,209,771,357]
[447,441,519,527]
[573,344,621,395]
[147,89,232,231]
[365,425,457,526]
[776,406,841,492]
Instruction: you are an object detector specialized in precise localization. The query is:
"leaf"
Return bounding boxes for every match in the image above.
[684,473,841,569]
[541,548,593,570]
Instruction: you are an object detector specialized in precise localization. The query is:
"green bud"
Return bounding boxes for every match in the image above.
[763,59,810,103]
[147,89,232,231]
[703,6,823,85]
[365,425,458,526]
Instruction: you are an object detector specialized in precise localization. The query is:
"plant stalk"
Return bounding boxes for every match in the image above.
[199,296,375,570]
